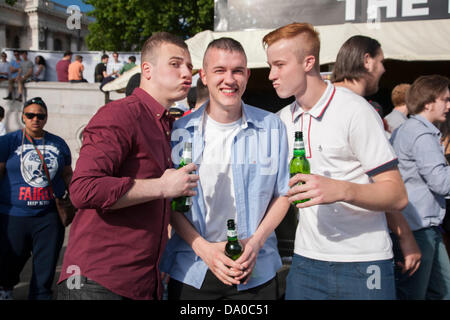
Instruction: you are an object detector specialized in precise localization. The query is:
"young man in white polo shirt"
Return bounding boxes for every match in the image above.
[263,23,408,299]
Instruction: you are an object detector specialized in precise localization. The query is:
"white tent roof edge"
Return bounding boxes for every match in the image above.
[103,19,450,91]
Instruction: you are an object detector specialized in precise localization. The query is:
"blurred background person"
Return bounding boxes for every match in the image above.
[390,74,450,300]
[385,83,411,133]
[0,97,72,300]
[94,54,109,83]
[15,51,33,102]
[3,51,21,101]
[118,56,136,76]
[0,52,10,83]
[0,106,6,136]
[56,51,72,82]
[32,56,46,82]
[68,55,87,83]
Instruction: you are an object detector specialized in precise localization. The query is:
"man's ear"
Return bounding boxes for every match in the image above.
[304,55,316,73]
[141,61,152,80]
[363,53,372,71]
[199,68,207,86]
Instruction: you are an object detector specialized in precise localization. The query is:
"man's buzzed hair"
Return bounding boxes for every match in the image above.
[203,37,247,68]
[141,32,188,64]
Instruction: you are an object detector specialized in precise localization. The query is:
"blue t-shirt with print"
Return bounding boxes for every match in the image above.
[0,130,72,216]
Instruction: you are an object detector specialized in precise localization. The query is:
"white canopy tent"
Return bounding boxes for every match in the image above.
[187,19,450,69]
[102,18,450,92]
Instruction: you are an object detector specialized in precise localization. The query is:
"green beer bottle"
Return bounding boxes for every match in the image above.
[171,142,193,212]
[289,131,310,204]
[225,219,243,260]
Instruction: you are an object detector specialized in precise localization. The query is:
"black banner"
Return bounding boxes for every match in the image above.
[214,0,450,31]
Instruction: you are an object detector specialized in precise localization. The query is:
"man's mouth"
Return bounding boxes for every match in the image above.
[221,88,237,95]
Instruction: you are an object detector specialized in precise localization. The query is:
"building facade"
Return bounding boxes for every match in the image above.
[0,0,90,51]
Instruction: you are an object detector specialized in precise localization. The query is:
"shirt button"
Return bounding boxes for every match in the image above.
[166,131,170,136]
[156,113,160,117]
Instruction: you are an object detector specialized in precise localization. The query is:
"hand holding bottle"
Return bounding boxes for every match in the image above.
[160,163,199,199]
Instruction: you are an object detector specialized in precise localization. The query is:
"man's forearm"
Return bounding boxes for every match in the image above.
[109,178,165,209]
[343,169,408,212]
[252,196,290,248]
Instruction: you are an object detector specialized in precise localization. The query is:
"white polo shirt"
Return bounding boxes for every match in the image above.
[278,81,398,262]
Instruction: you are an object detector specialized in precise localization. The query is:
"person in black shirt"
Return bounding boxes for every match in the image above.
[94,54,109,83]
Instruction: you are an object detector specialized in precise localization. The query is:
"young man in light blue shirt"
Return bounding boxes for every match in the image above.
[161,37,290,299]
[390,74,450,300]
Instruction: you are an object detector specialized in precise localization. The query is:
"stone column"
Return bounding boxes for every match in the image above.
[0,24,6,49]
[46,30,54,50]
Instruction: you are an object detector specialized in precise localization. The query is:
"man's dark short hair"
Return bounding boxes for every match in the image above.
[0,106,5,119]
[129,56,136,63]
[141,32,188,64]
[64,51,73,57]
[203,37,247,68]
[331,35,381,83]
[102,54,109,60]
[406,75,450,115]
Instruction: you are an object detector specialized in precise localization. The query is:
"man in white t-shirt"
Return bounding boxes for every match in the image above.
[161,37,291,300]
[263,23,408,300]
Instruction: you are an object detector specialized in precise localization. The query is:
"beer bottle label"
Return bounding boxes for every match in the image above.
[227,229,237,238]
[183,151,192,163]
[294,141,304,149]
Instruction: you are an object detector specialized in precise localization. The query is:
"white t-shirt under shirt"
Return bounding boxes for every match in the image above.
[199,114,242,242]
[277,82,398,262]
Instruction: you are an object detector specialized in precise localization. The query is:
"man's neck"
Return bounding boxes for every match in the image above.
[334,79,365,96]
[206,102,242,124]
[394,104,408,116]
[295,75,328,112]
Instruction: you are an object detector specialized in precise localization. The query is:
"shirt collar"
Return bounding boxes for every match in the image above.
[183,100,262,134]
[292,80,335,122]
[132,87,170,120]
[411,114,442,136]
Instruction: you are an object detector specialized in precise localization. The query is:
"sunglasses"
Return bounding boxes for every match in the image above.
[24,112,47,120]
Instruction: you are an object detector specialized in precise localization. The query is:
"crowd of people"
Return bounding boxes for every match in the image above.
[0,50,137,99]
[0,22,449,301]
[1,51,47,102]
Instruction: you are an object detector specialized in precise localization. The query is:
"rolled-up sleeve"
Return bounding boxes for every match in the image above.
[69,108,135,211]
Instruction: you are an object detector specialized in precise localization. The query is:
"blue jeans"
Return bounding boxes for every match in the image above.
[0,212,64,300]
[285,254,396,300]
[392,226,450,300]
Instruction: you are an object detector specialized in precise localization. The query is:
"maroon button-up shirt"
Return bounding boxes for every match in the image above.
[59,88,173,300]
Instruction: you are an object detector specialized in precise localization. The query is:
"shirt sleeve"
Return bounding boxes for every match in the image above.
[69,105,135,211]
[349,103,398,176]
[412,132,450,196]
[273,118,290,197]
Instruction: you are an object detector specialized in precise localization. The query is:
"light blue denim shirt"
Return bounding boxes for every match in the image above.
[160,101,290,290]
[390,114,450,231]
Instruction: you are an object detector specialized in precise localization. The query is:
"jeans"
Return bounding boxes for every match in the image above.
[0,212,64,300]
[285,254,396,300]
[392,226,450,300]
[57,277,130,300]
[168,270,279,300]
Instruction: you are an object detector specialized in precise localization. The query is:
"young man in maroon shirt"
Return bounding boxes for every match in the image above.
[57,32,199,300]
[55,51,72,82]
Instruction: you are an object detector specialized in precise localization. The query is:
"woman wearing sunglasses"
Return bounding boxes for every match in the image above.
[0,97,72,300]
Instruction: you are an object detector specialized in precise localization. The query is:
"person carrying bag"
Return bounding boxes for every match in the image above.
[0,97,73,300]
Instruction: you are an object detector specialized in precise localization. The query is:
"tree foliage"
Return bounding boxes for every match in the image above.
[83,0,214,51]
